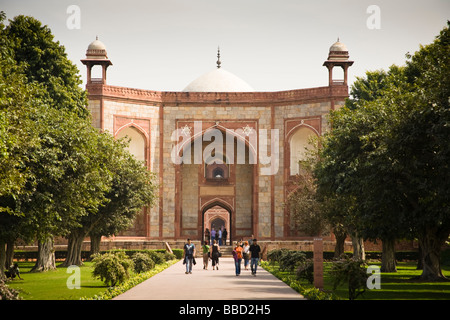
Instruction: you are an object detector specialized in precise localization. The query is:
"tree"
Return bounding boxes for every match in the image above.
[315,22,450,279]
[62,136,158,267]
[345,69,391,110]
[88,144,158,258]
[4,14,88,117]
[23,108,112,272]
[0,12,46,276]
[314,105,375,262]
[286,138,352,258]
[319,194,349,258]
[0,12,41,212]
[0,12,113,273]
[330,256,368,300]
[390,22,450,280]
[287,159,327,238]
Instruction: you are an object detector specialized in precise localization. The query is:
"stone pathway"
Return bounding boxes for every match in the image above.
[113,257,305,300]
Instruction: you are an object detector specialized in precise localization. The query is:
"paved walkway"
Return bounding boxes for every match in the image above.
[114,257,305,300]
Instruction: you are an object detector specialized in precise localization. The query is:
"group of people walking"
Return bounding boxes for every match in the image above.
[202,240,221,270]
[232,238,261,276]
[204,227,227,246]
[183,236,261,276]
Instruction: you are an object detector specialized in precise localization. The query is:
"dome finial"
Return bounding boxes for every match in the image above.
[216,46,221,69]
[96,35,98,40]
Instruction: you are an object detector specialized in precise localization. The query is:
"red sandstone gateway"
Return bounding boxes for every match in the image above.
[81,38,352,243]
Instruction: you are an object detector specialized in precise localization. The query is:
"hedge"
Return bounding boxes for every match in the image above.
[267,250,419,261]
[12,249,421,262]
[12,248,184,261]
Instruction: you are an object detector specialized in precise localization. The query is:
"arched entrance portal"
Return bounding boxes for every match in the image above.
[203,205,231,246]
[177,121,256,242]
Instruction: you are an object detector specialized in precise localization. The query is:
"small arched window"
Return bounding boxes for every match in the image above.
[205,153,229,180]
[213,167,225,179]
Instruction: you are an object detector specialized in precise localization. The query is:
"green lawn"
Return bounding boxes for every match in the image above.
[6,259,178,300]
[7,261,109,300]
[263,261,450,300]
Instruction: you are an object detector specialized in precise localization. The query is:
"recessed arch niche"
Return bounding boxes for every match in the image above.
[116,126,146,163]
[289,126,317,176]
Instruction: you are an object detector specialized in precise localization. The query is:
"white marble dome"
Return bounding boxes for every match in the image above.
[183,68,254,92]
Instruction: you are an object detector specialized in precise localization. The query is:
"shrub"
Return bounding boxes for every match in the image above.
[0,280,21,300]
[279,250,307,271]
[82,260,178,300]
[163,252,177,261]
[296,259,314,284]
[91,251,134,287]
[172,249,184,259]
[267,249,288,265]
[132,252,155,273]
[147,251,165,265]
[330,257,368,300]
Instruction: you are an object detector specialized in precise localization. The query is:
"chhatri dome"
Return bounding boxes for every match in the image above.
[85,36,108,59]
[183,48,254,92]
[327,38,350,61]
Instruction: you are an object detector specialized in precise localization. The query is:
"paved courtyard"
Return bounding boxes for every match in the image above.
[113,257,305,300]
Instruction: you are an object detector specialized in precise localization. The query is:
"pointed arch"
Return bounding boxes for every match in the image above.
[177,124,258,165]
[201,197,234,213]
[115,124,148,164]
[288,126,318,176]
[201,199,233,244]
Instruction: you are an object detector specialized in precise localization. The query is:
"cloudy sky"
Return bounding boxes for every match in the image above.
[2,0,449,92]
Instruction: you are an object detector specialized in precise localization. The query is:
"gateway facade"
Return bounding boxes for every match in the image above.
[81,39,353,243]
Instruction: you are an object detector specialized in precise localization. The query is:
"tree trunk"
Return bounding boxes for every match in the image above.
[89,234,102,259]
[62,229,86,267]
[417,227,448,281]
[0,240,6,279]
[334,229,347,258]
[381,237,397,272]
[351,236,365,261]
[416,242,423,270]
[6,240,15,269]
[32,238,56,272]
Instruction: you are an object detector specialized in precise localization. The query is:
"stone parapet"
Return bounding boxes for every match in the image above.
[86,84,349,106]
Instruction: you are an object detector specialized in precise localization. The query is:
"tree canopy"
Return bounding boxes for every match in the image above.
[314,22,450,280]
[0,12,158,275]
[3,14,88,117]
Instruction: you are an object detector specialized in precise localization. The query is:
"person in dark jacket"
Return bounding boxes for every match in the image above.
[249,239,261,276]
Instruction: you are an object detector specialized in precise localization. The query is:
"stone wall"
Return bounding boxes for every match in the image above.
[235,163,252,237]
[86,83,349,240]
[181,164,199,236]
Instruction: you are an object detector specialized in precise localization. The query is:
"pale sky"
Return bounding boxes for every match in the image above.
[1,0,449,92]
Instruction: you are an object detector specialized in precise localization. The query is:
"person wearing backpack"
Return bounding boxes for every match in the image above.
[183,238,196,274]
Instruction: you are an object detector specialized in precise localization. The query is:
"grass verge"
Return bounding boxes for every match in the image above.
[7,259,179,300]
[262,261,450,300]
